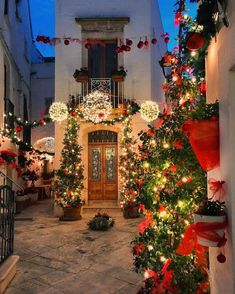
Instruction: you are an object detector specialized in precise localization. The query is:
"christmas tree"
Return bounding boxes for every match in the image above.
[55,115,84,208]
[131,1,219,292]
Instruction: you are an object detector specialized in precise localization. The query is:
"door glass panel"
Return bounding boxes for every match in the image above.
[91,148,101,181]
[105,147,116,181]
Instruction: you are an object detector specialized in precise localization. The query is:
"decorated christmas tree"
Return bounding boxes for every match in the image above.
[55,115,84,209]
[131,1,221,292]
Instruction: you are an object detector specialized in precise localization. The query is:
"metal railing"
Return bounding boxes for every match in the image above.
[0,171,24,192]
[73,78,128,109]
[0,185,15,264]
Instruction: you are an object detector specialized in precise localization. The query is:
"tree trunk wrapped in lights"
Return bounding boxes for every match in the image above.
[119,117,140,218]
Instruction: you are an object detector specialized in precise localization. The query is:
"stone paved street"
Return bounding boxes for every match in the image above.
[6,200,142,294]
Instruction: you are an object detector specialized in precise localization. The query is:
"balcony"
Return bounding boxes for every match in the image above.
[72,78,128,110]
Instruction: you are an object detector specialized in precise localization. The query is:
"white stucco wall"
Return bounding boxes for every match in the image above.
[31,60,55,144]
[206,1,235,293]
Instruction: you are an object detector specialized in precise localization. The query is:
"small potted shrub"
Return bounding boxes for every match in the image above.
[22,169,39,202]
[111,66,127,82]
[73,67,89,83]
[123,201,140,219]
[88,213,115,231]
[194,199,227,247]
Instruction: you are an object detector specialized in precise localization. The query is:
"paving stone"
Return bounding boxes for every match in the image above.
[9,199,142,293]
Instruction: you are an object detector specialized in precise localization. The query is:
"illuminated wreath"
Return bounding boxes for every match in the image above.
[83,91,112,123]
[140,101,160,122]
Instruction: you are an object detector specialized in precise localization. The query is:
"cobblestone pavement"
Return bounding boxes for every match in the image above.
[6,200,142,294]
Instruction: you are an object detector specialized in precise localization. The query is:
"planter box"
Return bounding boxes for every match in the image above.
[60,206,82,221]
[54,202,64,218]
[112,75,125,82]
[15,195,30,214]
[75,75,89,83]
[28,192,38,203]
[194,213,226,247]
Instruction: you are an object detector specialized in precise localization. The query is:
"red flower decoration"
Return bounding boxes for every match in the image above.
[134,243,145,256]
[15,125,22,133]
[146,130,154,137]
[173,140,183,149]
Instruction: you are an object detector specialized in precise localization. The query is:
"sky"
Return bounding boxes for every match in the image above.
[29,0,196,57]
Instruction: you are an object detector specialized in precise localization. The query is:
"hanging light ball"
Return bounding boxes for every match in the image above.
[137,40,144,49]
[64,39,70,45]
[151,38,157,45]
[49,102,68,122]
[126,39,133,46]
[140,101,160,122]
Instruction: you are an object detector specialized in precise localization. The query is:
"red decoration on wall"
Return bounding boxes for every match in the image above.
[15,126,22,133]
[137,40,144,49]
[186,32,205,51]
[151,38,157,45]
[64,39,70,45]
[182,120,220,172]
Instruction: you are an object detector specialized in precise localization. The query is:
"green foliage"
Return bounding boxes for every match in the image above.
[88,213,115,231]
[189,99,219,120]
[196,199,226,216]
[55,115,84,208]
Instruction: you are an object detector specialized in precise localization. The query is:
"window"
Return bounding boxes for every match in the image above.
[88,40,118,78]
[4,99,14,129]
[44,97,53,115]
[4,0,9,15]
[4,62,10,99]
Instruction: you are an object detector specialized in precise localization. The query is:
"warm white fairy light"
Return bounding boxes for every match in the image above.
[140,101,159,122]
[49,102,68,122]
[83,90,112,123]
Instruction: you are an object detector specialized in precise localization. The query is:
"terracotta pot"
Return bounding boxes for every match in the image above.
[112,75,125,82]
[194,214,226,247]
[123,204,140,219]
[182,120,220,172]
[186,32,205,51]
[61,205,82,221]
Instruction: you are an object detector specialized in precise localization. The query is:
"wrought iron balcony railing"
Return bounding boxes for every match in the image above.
[73,78,128,109]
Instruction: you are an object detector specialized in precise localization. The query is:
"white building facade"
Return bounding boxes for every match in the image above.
[206,1,235,293]
[55,0,166,205]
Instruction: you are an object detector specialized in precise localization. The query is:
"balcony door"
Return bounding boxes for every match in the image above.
[88,131,118,201]
[88,40,117,78]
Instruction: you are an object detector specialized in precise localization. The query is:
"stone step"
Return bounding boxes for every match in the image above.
[83,206,122,214]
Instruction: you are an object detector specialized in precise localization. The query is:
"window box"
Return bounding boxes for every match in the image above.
[73,68,89,83]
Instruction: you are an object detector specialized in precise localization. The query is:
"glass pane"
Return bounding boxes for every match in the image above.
[88,131,117,143]
[106,147,116,181]
[105,42,118,78]
[91,148,101,181]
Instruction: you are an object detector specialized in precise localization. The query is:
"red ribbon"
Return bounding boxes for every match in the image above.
[208,178,225,199]
[177,219,227,268]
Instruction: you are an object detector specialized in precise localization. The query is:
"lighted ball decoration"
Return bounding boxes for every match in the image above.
[49,102,68,122]
[83,90,112,123]
[140,101,160,122]
[186,32,205,51]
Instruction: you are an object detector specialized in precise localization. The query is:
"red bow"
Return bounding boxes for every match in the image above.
[208,178,225,200]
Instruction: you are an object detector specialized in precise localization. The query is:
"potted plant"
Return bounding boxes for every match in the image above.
[111,66,127,82]
[56,197,84,221]
[41,171,54,185]
[123,201,140,219]
[73,67,89,83]
[22,169,39,202]
[88,213,115,231]
[182,99,219,172]
[194,199,227,247]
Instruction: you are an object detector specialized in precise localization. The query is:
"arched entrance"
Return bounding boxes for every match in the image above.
[88,130,118,202]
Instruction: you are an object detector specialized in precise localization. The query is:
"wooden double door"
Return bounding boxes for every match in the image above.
[88,143,118,201]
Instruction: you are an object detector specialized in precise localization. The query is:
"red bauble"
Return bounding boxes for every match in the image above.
[137,179,143,187]
[70,111,77,117]
[151,38,157,45]
[116,47,122,53]
[217,253,226,263]
[144,40,149,46]
[85,42,91,49]
[146,130,154,137]
[200,82,206,95]
[126,39,133,46]
[15,126,22,133]
[137,41,144,49]
[36,35,42,42]
[186,32,205,51]
[39,119,45,126]
[121,44,127,51]
[98,113,104,118]
[164,37,170,43]
[125,46,131,52]
[64,39,70,45]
